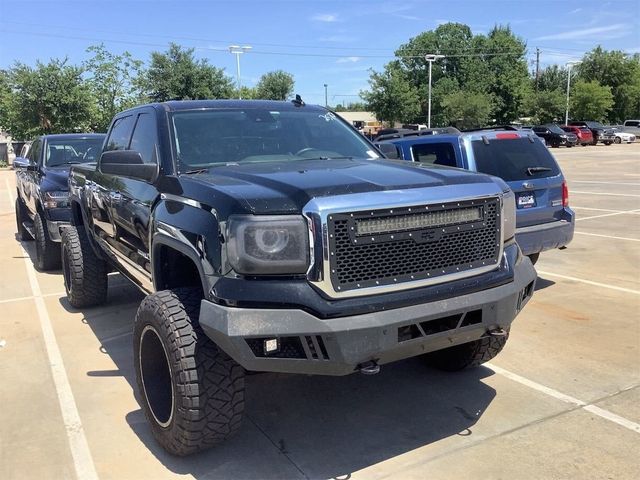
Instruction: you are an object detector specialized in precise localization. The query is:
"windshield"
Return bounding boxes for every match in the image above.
[546,124,566,134]
[586,121,604,128]
[46,137,105,166]
[171,108,379,171]
[471,138,560,181]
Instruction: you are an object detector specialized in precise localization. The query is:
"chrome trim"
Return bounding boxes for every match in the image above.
[160,193,203,209]
[303,183,505,299]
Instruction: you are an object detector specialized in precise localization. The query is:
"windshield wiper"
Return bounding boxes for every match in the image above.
[304,156,354,160]
[183,168,210,174]
[526,166,552,176]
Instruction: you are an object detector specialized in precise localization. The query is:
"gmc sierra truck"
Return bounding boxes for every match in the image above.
[13,133,105,270]
[64,99,536,456]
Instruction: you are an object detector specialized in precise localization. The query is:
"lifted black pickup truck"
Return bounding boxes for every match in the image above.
[64,100,536,455]
[14,133,105,270]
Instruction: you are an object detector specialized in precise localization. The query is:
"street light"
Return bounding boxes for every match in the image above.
[425,54,445,128]
[228,45,252,98]
[565,61,581,125]
[324,84,328,107]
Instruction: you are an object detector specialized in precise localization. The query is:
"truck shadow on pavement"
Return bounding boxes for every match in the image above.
[56,278,498,480]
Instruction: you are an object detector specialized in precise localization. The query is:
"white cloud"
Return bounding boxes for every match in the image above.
[336,56,362,64]
[535,23,631,41]
[312,13,339,23]
[319,35,355,43]
[394,13,421,21]
[569,8,583,14]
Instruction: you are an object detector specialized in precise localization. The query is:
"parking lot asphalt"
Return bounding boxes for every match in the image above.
[0,143,639,480]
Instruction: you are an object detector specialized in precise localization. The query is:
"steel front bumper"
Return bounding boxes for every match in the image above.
[199,249,537,376]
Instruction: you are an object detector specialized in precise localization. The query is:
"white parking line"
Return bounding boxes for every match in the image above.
[5,181,99,480]
[576,209,640,221]
[572,206,625,213]
[536,270,640,295]
[574,231,640,242]
[0,291,67,305]
[572,181,640,186]
[572,191,640,198]
[487,364,640,434]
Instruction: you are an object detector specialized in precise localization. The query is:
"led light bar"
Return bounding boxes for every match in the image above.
[356,207,483,236]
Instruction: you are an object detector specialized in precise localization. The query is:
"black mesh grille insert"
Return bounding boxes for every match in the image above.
[328,198,500,292]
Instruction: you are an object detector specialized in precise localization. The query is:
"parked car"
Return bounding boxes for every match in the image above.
[609,127,636,144]
[14,133,106,270]
[532,124,577,147]
[377,127,575,265]
[561,125,593,146]
[568,121,615,145]
[622,119,640,132]
[62,100,536,455]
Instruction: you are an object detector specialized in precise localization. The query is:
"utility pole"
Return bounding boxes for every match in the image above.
[565,61,581,125]
[535,47,540,92]
[424,54,445,128]
[324,84,328,108]
[228,45,252,99]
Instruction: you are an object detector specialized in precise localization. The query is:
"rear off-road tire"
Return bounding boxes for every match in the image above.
[34,212,61,270]
[426,330,510,371]
[15,198,32,241]
[133,288,245,456]
[61,225,108,308]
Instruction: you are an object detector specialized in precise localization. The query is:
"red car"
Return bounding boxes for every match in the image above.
[562,125,593,146]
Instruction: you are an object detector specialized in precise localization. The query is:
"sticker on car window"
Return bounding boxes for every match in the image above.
[318,112,337,122]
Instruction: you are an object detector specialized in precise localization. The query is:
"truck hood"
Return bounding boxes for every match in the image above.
[183,158,501,214]
[40,166,71,192]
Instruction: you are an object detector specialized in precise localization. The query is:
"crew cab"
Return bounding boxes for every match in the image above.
[64,100,536,456]
[568,121,615,145]
[14,133,105,270]
[377,127,575,265]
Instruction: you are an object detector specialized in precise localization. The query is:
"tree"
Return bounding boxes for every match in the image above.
[255,70,294,100]
[5,59,93,139]
[333,102,367,112]
[537,65,567,92]
[143,43,234,101]
[441,90,494,129]
[570,80,614,122]
[83,44,144,131]
[577,47,640,122]
[524,89,566,124]
[360,63,420,125]
[0,69,11,131]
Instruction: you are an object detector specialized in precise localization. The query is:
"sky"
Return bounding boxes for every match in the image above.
[0,0,638,106]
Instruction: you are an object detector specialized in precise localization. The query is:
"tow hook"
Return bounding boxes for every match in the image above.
[488,327,508,337]
[358,361,380,375]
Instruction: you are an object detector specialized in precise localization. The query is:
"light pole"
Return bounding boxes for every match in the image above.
[565,61,581,125]
[228,45,252,98]
[324,84,328,107]
[425,54,445,128]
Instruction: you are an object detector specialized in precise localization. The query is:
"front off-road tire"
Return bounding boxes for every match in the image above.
[34,211,61,270]
[133,288,245,456]
[426,330,510,371]
[15,198,32,241]
[61,225,108,308]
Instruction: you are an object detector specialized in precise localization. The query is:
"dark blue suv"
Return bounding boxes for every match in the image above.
[377,128,575,264]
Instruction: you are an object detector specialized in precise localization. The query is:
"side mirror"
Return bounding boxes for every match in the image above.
[13,157,30,169]
[99,150,158,183]
[376,142,400,160]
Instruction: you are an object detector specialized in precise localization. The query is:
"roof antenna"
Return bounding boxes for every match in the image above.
[291,94,305,107]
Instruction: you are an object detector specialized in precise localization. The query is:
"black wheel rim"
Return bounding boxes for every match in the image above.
[139,325,174,428]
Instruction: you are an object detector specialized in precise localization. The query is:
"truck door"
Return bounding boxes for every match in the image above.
[25,138,42,213]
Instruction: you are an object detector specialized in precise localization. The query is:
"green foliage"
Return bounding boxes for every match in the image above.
[570,80,614,122]
[333,102,367,112]
[143,43,234,101]
[360,64,420,125]
[255,70,295,100]
[236,86,257,99]
[83,44,144,132]
[0,69,11,130]
[5,59,94,139]
[537,65,567,92]
[577,47,640,122]
[441,90,494,129]
[524,89,566,124]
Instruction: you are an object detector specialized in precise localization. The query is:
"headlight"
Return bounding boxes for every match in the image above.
[502,190,516,241]
[43,191,69,209]
[226,215,310,275]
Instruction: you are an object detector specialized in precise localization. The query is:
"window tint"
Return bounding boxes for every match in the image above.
[29,139,42,163]
[625,121,639,127]
[105,115,135,151]
[45,137,105,166]
[411,142,458,167]
[472,138,560,181]
[129,113,158,164]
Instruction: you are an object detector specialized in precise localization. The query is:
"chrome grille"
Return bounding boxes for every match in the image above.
[327,198,501,292]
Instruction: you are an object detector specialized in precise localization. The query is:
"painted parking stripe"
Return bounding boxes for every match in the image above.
[5,180,99,480]
[572,181,640,186]
[574,231,640,242]
[571,191,640,198]
[536,270,640,295]
[576,210,640,221]
[487,364,640,434]
[0,291,67,305]
[572,206,632,213]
